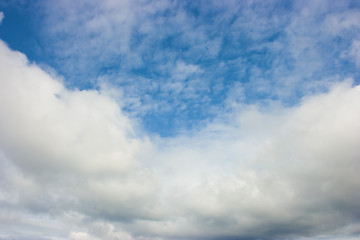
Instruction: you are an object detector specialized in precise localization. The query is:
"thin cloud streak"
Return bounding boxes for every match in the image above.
[0,12,4,25]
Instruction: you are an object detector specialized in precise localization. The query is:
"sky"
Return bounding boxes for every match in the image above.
[0,0,359,239]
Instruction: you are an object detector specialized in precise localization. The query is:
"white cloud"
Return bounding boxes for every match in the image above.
[1,32,360,240]
[69,232,99,240]
[147,81,360,238]
[0,39,159,234]
[0,40,151,175]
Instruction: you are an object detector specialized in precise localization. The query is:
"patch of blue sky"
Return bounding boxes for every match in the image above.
[0,2,43,62]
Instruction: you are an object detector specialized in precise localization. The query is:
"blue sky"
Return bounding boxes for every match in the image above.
[1,0,359,136]
[0,1,360,240]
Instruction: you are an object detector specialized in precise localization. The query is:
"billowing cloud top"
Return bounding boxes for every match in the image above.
[0,1,360,240]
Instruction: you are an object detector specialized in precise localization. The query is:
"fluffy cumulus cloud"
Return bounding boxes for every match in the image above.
[0,0,360,239]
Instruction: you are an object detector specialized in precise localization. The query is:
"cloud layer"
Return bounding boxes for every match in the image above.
[0,39,360,239]
[1,0,360,239]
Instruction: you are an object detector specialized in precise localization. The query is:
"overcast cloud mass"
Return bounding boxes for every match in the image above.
[0,0,360,239]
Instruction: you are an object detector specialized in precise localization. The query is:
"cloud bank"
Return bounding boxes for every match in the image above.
[0,39,360,239]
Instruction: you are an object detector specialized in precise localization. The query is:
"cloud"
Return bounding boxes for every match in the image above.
[0,39,151,175]
[149,80,360,238]
[1,0,360,239]
[0,12,3,24]
[0,39,159,235]
[1,40,360,239]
